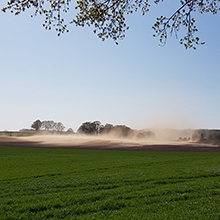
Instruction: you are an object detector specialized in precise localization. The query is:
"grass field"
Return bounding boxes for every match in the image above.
[0,146,220,219]
[0,132,35,137]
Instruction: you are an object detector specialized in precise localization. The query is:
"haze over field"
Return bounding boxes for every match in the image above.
[0,2,220,132]
[1,131,219,152]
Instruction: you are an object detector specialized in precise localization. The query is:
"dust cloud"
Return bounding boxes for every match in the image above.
[1,130,219,151]
[16,129,194,149]
[18,134,148,148]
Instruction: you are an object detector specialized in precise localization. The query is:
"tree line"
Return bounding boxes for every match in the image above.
[30,119,155,139]
[30,119,220,141]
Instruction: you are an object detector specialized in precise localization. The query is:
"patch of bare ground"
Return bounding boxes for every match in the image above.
[0,135,219,152]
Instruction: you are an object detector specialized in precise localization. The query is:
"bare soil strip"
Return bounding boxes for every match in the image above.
[0,136,220,152]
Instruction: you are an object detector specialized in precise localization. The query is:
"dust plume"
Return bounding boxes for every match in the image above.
[15,129,193,149]
[17,134,152,148]
[1,131,219,152]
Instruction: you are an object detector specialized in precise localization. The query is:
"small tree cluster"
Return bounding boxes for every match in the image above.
[101,124,133,138]
[77,121,103,134]
[77,121,155,139]
[31,119,65,132]
[208,131,220,141]
[77,121,133,137]
[192,129,220,141]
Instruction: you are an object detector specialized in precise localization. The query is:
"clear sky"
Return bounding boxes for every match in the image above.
[0,1,220,132]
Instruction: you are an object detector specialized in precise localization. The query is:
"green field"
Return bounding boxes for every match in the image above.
[0,146,220,219]
[0,132,35,137]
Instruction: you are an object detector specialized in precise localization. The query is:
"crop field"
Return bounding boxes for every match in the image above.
[0,146,220,219]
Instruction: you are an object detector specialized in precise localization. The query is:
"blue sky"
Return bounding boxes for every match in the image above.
[0,1,220,131]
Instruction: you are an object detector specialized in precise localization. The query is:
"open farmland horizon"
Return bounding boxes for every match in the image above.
[1,125,220,147]
[1,1,220,218]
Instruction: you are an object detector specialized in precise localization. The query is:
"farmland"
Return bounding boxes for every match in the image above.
[1,145,220,219]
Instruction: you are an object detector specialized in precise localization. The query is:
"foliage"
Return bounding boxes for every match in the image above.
[136,130,155,139]
[2,0,220,48]
[66,128,74,133]
[54,122,65,132]
[30,119,65,132]
[77,121,133,137]
[77,121,156,139]
[192,129,220,142]
[209,131,220,141]
[41,120,56,131]
[152,0,219,49]
[77,121,104,134]
[101,123,114,134]
[105,124,133,137]
[31,119,42,131]
[1,146,220,219]
[101,124,155,139]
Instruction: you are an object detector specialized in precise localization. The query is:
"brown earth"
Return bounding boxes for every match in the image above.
[0,135,220,152]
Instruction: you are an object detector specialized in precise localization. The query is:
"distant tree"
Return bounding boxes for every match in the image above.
[101,123,114,134]
[208,131,220,141]
[41,120,55,131]
[77,122,93,134]
[77,121,104,134]
[40,120,66,132]
[93,121,104,133]
[2,0,219,49]
[31,119,42,131]
[100,123,133,138]
[112,125,133,138]
[136,131,156,140]
[55,122,65,132]
[192,129,210,141]
[67,128,74,133]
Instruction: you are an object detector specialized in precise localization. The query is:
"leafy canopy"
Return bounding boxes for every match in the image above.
[2,0,220,49]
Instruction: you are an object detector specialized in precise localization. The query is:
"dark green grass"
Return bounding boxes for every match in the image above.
[0,146,220,219]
